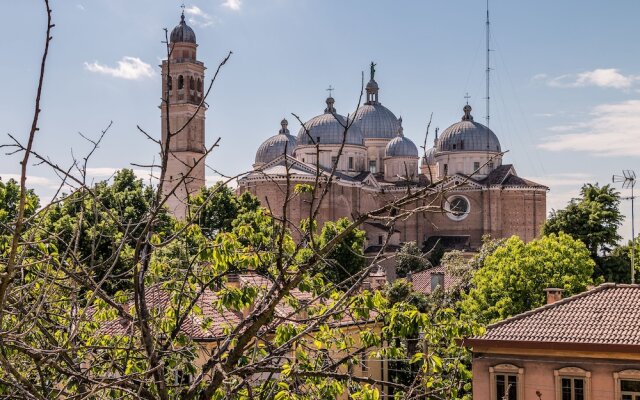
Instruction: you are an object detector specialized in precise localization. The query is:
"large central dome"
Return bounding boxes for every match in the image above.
[355,103,400,140]
[437,105,501,153]
[297,97,364,146]
[354,72,400,139]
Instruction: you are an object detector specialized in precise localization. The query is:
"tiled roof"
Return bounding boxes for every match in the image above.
[410,266,458,294]
[98,272,370,340]
[472,283,640,347]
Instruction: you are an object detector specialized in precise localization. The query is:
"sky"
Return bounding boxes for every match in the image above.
[1,0,640,240]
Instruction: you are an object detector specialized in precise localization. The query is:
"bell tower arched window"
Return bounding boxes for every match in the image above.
[197,78,202,92]
[167,76,173,91]
[190,76,195,90]
[178,75,184,90]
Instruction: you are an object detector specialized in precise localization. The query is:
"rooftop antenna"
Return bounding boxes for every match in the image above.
[485,0,491,128]
[613,169,637,284]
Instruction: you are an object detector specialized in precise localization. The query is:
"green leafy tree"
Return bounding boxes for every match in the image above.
[543,183,622,279]
[39,169,173,294]
[316,217,366,285]
[190,182,260,238]
[460,233,596,323]
[396,241,431,278]
[0,177,39,242]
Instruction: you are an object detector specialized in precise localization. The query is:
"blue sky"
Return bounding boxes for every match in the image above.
[2,0,640,240]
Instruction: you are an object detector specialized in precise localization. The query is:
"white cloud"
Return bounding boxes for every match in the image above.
[221,0,242,11]
[84,57,154,80]
[76,4,85,11]
[0,174,58,188]
[547,68,639,89]
[539,100,640,156]
[184,5,217,27]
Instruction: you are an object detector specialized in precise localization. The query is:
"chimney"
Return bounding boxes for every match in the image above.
[544,288,564,305]
[227,273,240,289]
[431,271,445,292]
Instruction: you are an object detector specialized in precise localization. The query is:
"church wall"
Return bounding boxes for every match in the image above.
[499,189,547,242]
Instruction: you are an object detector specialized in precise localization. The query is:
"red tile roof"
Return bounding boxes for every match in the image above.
[470,283,640,347]
[98,272,373,340]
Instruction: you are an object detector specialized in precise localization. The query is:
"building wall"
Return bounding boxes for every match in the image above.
[239,178,546,248]
[473,350,640,399]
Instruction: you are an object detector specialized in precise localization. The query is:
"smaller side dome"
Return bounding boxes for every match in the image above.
[385,118,419,158]
[170,13,197,44]
[423,147,436,165]
[437,105,501,153]
[296,97,364,146]
[255,119,297,165]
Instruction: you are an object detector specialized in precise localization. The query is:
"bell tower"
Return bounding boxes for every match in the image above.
[160,11,206,219]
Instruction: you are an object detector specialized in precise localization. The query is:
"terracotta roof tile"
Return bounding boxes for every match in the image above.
[473,283,640,346]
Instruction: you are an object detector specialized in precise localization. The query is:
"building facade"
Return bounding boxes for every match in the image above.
[239,65,547,250]
[466,284,640,400]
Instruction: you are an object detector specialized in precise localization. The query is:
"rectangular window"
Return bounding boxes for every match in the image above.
[443,164,448,176]
[378,235,383,245]
[331,156,338,166]
[474,161,480,171]
[348,157,354,170]
[369,160,377,173]
[495,374,518,400]
[621,380,640,399]
[561,377,585,400]
[488,161,494,170]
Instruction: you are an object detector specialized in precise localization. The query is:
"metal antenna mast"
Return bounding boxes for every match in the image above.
[485,0,491,128]
[613,170,637,284]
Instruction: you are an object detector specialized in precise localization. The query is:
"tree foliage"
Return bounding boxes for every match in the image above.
[543,183,622,259]
[395,241,431,278]
[459,233,596,323]
[314,217,367,285]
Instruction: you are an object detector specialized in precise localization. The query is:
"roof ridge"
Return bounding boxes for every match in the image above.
[483,283,622,332]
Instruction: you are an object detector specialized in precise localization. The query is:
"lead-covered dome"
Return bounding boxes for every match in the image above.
[437,105,501,153]
[255,119,297,165]
[423,147,436,165]
[170,13,197,44]
[354,66,400,139]
[385,119,419,158]
[355,103,400,139]
[297,97,364,146]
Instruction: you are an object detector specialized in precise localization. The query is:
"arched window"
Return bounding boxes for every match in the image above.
[190,76,195,90]
[197,78,202,92]
[178,75,184,90]
[167,76,173,91]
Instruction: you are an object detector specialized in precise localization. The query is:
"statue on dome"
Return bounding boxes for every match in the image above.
[370,61,376,81]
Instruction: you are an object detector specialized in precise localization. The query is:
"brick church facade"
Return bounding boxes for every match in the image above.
[237,66,547,250]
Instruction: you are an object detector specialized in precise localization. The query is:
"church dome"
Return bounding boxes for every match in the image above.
[437,105,501,153]
[170,13,197,44]
[297,97,364,146]
[255,119,297,165]
[385,119,418,158]
[423,147,436,165]
[355,103,400,140]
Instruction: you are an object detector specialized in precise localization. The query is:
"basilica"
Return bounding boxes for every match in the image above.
[161,14,547,252]
[237,66,547,251]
